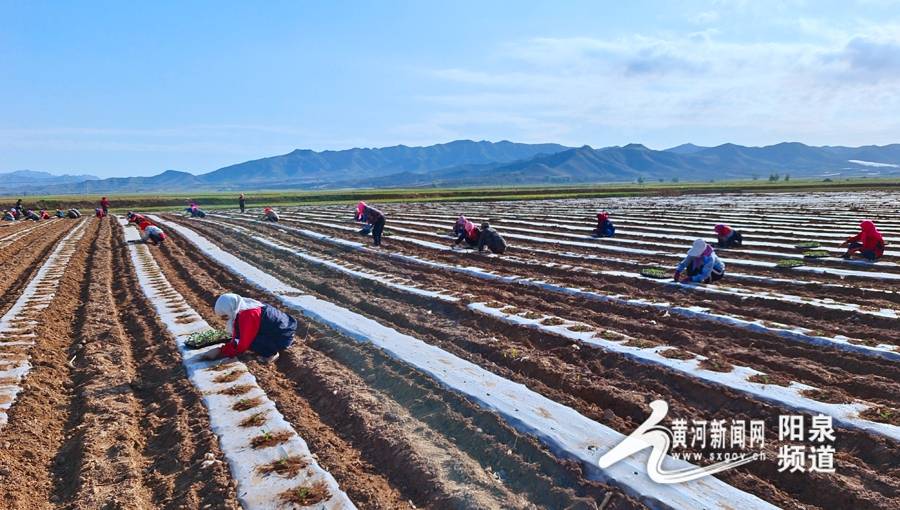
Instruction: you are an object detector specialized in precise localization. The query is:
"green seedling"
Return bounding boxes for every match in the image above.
[280,482,331,506]
[239,412,267,428]
[233,397,262,411]
[776,259,804,268]
[803,250,830,258]
[185,328,228,349]
[640,267,669,279]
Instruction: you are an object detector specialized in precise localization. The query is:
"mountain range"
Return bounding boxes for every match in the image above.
[5,140,900,194]
[0,170,99,194]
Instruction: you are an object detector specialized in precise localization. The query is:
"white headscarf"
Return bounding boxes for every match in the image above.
[687,238,707,257]
[214,293,264,335]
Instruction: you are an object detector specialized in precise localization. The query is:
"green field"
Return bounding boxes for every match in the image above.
[4,177,900,212]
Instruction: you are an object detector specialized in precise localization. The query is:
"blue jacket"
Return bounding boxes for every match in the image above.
[676,250,725,282]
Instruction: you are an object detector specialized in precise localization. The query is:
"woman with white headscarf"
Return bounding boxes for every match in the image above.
[674,239,725,284]
[200,293,298,362]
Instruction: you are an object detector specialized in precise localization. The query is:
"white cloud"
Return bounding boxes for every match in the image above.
[417,30,900,147]
[692,11,720,24]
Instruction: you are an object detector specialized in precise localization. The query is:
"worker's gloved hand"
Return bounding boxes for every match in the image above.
[673,272,681,282]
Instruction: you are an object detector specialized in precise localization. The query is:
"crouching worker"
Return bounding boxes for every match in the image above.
[675,239,725,284]
[2,209,15,221]
[67,208,81,219]
[141,224,167,245]
[593,211,615,237]
[841,220,885,261]
[452,215,480,248]
[24,209,41,221]
[126,211,148,224]
[186,204,207,218]
[355,201,386,247]
[477,222,507,255]
[200,293,298,363]
[714,224,743,248]
[262,207,280,222]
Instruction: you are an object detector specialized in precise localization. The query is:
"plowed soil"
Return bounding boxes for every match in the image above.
[1,191,898,509]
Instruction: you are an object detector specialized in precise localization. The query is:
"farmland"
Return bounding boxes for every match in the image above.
[0,191,898,509]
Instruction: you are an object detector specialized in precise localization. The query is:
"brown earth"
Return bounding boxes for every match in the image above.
[168,212,900,509]
[2,194,898,510]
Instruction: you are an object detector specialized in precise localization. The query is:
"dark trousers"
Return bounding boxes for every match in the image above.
[845,242,878,261]
[719,231,742,248]
[372,218,386,246]
[251,306,298,356]
[593,221,615,237]
[239,202,245,213]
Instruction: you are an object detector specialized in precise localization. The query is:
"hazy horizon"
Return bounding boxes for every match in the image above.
[3,0,900,178]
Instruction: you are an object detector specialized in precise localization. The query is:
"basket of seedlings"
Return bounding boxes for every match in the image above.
[802,250,830,258]
[794,241,821,250]
[640,267,670,279]
[185,328,228,349]
[776,258,805,269]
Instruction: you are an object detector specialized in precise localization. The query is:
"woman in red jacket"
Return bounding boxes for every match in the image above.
[841,220,885,261]
[451,215,480,247]
[201,293,298,362]
[714,224,743,248]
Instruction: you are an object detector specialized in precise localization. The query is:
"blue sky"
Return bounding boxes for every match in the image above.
[2,0,900,177]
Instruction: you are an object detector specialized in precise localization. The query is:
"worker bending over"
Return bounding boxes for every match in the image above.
[477,222,507,255]
[593,211,615,237]
[674,239,725,284]
[201,293,298,363]
[841,220,885,261]
[355,201,386,247]
[136,219,166,245]
[262,207,280,222]
[714,224,743,248]
[452,215,481,248]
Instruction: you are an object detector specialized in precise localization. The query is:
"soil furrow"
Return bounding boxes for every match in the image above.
[171,215,899,509]
[218,216,900,396]
[108,220,240,509]
[155,215,646,509]
[0,219,99,509]
[0,220,72,318]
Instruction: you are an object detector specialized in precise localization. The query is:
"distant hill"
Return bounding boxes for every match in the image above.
[8,140,900,194]
[17,140,569,194]
[34,170,203,194]
[341,142,900,188]
[196,139,570,188]
[0,170,98,194]
[665,143,708,155]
